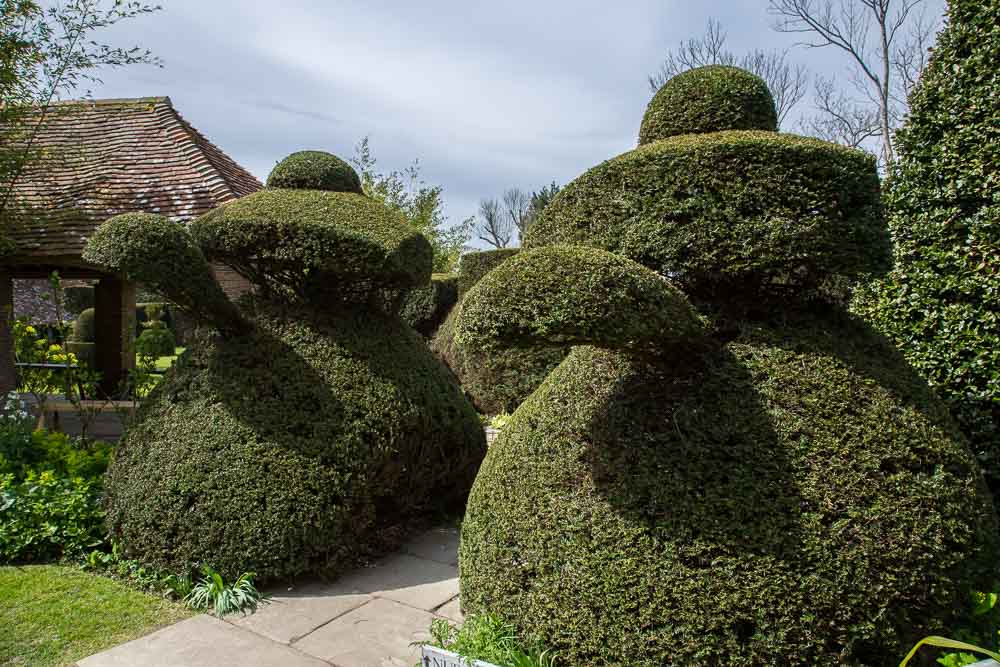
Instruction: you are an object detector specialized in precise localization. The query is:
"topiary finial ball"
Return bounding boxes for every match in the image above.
[266,151,363,193]
[639,65,778,145]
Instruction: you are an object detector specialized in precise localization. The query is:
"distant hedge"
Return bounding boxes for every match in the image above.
[72,308,95,343]
[639,65,777,145]
[458,249,520,297]
[853,0,1000,506]
[528,131,888,299]
[400,274,459,337]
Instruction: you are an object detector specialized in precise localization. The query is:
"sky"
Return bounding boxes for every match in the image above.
[91,0,944,244]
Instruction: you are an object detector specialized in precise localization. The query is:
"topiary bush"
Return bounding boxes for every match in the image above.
[457,248,520,297]
[135,302,174,337]
[527,131,888,300]
[853,0,1000,508]
[400,273,459,337]
[432,248,565,415]
[86,152,484,582]
[72,308,95,343]
[458,66,999,666]
[265,150,363,194]
[638,65,778,145]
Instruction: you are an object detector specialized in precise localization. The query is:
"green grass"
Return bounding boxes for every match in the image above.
[0,565,192,667]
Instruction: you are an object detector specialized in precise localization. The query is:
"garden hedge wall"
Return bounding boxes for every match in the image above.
[457,249,520,297]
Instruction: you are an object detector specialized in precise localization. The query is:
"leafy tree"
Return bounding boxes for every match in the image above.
[526,181,560,229]
[854,0,1000,503]
[1,0,161,240]
[351,136,472,273]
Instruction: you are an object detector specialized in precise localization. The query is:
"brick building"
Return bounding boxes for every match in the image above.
[1,97,262,395]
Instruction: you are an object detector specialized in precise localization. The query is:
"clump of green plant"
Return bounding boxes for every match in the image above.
[487,412,512,430]
[899,587,1000,667]
[135,303,176,359]
[424,614,557,667]
[185,565,266,618]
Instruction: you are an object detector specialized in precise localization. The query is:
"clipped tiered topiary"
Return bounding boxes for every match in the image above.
[459,66,999,666]
[83,154,485,582]
[431,248,567,415]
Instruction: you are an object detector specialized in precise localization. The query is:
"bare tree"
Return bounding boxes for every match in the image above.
[769,0,939,166]
[800,76,882,148]
[476,198,514,249]
[502,188,531,240]
[649,18,809,128]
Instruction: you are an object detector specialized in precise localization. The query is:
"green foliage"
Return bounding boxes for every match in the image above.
[351,136,472,273]
[191,188,433,305]
[265,150,362,194]
[65,342,95,368]
[460,308,999,665]
[400,273,459,337]
[915,586,1000,667]
[426,614,558,667]
[639,65,778,145]
[82,213,246,334]
[457,245,705,353]
[433,302,567,416]
[529,130,888,299]
[135,302,174,336]
[458,248,521,297]
[72,308,95,342]
[184,565,266,618]
[0,470,105,562]
[136,327,175,359]
[105,300,485,581]
[853,0,1000,506]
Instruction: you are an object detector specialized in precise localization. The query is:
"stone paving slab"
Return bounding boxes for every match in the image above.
[293,597,434,667]
[227,582,372,644]
[434,595,463,623]
[402,526,459,566]
[337,553,459,611]
[77,615,330,667]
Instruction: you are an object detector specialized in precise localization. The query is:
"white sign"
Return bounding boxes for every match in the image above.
[419,645,501,667]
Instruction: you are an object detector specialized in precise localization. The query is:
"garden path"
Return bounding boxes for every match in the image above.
[76,526,462,667]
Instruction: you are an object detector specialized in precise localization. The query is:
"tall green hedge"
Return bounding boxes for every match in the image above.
[400,274,459,337]
[854,0,1000,504]
[457,249,520,297]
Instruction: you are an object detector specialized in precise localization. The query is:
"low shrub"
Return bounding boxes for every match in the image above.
[639,65,778,145]
[426,613,558,667]
[136,328,176,359]
[400,274,459,337]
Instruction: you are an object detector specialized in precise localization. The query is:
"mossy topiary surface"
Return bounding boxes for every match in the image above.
[458,249,521,297]
[106,299,484,581]
[400,273,459,337]
[639,65,777,145]
[460,306,998,666]
[528,131,888,298]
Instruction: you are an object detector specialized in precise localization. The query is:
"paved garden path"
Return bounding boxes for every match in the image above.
[78,527,463,667]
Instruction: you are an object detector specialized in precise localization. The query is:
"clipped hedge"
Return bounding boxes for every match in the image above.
[82,213,246,335]
[191,189,433,304]
[528,131,888,298]
[458,249,520,297]
[639,65,778,145]
[136,327,175,358]
[400,273,459,337]
[853,0,1000,506]
[105,300,485,581]
[457,246,703,353]
[432,302,567,416]
[461,308,998,666]
[266,150,363,194]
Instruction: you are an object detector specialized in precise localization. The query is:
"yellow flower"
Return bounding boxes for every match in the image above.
[25,326,36,335]
[48,344,61,353]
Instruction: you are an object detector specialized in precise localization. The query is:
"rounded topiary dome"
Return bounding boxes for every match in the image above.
[639,65,778,144]
[266,151,363,194]
[106,302,485,581]
[460,309,998,665]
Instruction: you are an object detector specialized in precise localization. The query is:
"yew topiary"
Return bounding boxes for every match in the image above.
[459,66,999,666]
[87,152,484,582]
[265,150,363,194]
[853,0,1000,505]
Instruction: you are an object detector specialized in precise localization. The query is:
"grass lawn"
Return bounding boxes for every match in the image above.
[0,565,192,667]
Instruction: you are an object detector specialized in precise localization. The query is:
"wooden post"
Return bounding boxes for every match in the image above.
[94,276,136,397]
[0,270,16,399]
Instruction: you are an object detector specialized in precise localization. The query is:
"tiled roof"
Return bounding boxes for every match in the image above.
[3,96,262,259]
